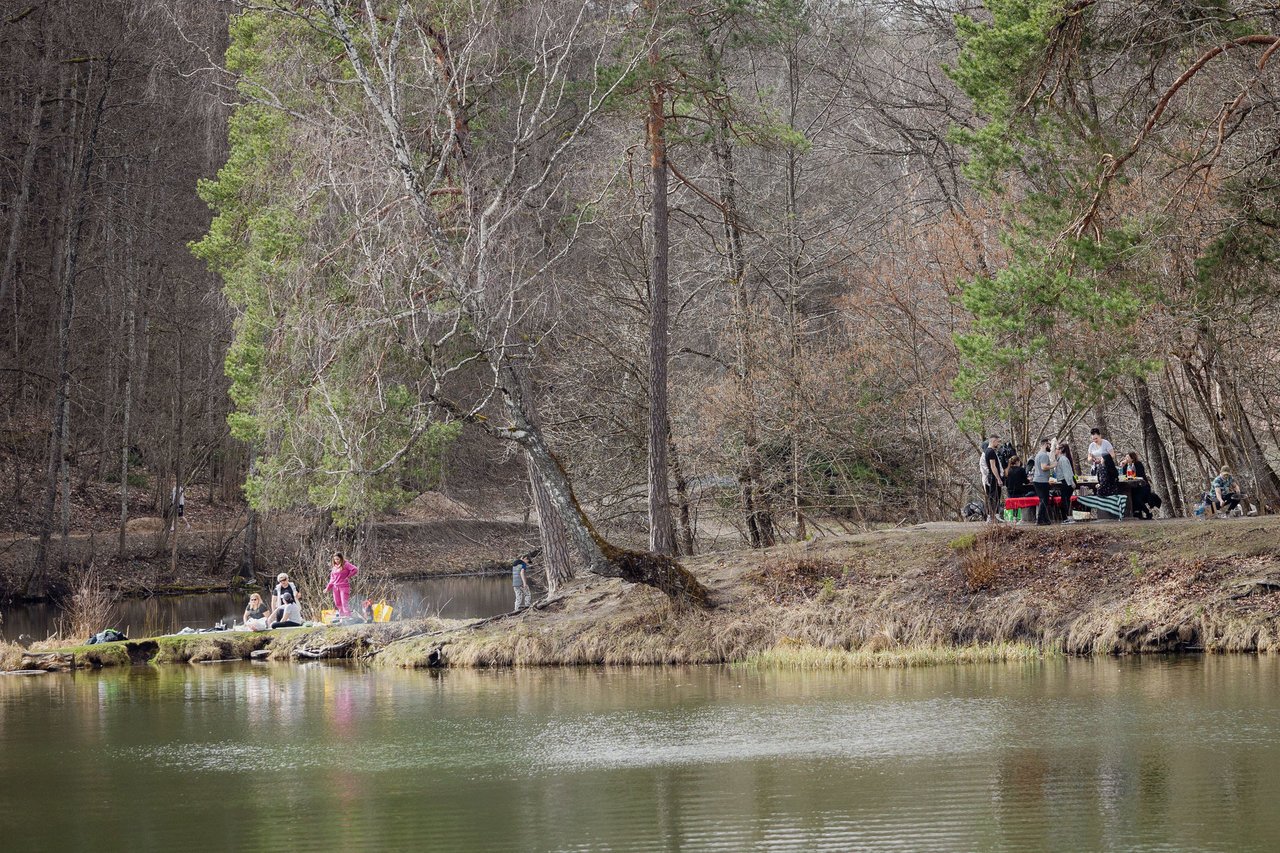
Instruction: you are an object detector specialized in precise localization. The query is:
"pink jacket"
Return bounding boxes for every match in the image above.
[326,560,358,590]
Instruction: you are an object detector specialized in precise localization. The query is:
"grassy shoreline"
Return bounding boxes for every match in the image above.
[7,518,1280,673]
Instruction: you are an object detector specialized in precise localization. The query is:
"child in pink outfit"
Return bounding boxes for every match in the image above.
[325,552,359,617]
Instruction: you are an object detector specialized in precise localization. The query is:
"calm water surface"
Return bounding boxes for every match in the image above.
[3,656,1280,851]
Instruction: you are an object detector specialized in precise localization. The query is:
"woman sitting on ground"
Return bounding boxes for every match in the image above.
[1209,466,1243,517]
[243,593,269,631]
[1004,455,1031,498]
[269,592,304,629]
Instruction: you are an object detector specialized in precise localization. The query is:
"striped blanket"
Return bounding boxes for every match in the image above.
[1076,492,1127,518]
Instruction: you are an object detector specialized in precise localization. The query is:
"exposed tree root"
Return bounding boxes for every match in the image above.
[598,547,709,609]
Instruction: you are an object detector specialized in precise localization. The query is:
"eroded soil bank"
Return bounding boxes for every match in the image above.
[8,517,1280,672]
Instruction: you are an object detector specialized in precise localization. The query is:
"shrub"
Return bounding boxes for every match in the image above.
[956,526,1019,591]
[55,564,118,643]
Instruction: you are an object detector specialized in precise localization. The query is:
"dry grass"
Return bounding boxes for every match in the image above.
[12,517,1280,673]
[737,641,1047,670]
[54,563,118,642]
[955,525,1021,591]
[0,640,23,670]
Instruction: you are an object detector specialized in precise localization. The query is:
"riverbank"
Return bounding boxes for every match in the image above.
[7,517,1280,672]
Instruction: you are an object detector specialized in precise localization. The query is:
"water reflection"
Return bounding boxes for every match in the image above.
[3,658,1280,851]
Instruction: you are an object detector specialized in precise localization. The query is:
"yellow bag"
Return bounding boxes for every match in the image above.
[320,609,338,624]
[372,602,393,623]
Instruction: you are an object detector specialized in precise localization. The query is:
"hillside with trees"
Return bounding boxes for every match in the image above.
[2,0,1278,601]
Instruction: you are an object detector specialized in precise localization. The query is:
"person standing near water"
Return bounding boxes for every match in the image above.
[325,552,359,618]
[512,556,531,611]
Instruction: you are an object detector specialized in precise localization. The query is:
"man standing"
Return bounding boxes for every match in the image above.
[981,435,1004,523]
[512,555,532,610]
[1032,437,1055,526]
[1087,427,1114,476]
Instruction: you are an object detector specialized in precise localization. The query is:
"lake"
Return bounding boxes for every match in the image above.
[3,655,1280,850]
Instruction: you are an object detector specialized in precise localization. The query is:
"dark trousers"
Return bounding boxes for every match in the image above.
[1056,484,1074,521]
[1033,481,1052,525]
[985,480,1003,521]
[1133,485,1152,518]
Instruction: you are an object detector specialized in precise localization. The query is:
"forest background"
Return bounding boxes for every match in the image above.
[1,0,1277,598]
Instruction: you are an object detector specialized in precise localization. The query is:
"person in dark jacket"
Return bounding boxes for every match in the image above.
[1004,455,1031,498]
[1121,451,1154,519]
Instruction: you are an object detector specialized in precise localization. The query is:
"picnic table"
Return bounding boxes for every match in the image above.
[1071,476,1145,518]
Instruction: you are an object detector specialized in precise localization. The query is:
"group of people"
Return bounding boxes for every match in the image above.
[240,552,361,631]
[981,427,1161,525]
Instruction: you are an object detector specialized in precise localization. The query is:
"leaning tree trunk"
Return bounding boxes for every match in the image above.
[315,0,699,604]
[499,362,706,607]
[513,365,573,591]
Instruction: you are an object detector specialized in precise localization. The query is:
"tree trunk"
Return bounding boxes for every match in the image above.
[1134,378,1181,516]
[645,2,676,556]
[0,91,43,312]
[33,65,111,592]
[169,335,186,579]
[784,38,807,541]
[668,432,695,557]
[1226,392,1280,512]
[239,446,258,582]
[499,362,706,606]
[118,173,140,556]
[513,365,573,591]
[707,40,774,548]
